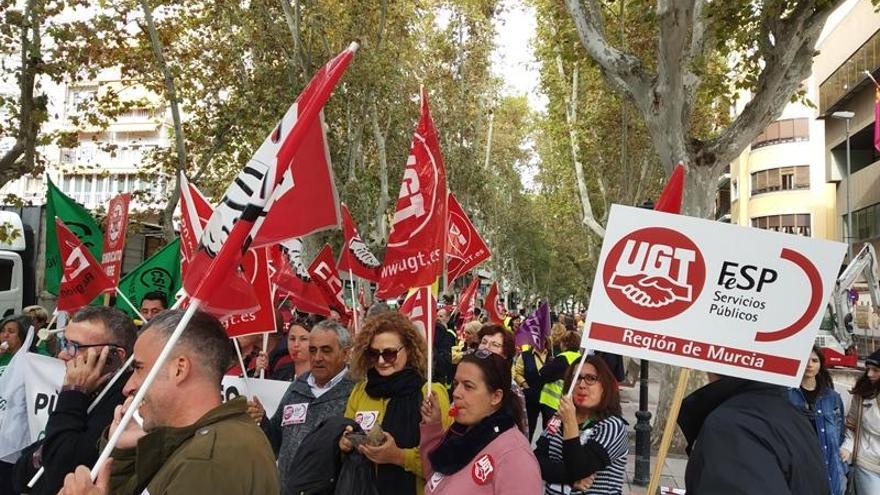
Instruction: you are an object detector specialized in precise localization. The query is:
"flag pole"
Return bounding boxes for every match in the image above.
[28,353,136,488]
[115,289,147,321]
[349,272,360,335]
[90,300,201,480]
[865,70,880,89]
[426,286,434,396]
[233,337,253,398]
[260,333,269,379]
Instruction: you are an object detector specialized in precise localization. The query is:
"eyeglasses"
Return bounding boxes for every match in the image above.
[479,338,504,350]
[365,345,404,364]
[60,340,120,357]
[576,373,600,386]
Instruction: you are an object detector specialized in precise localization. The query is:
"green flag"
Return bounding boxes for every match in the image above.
[45,177,103,295]
[115,239,181,319]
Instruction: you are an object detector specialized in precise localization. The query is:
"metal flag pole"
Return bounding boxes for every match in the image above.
[425,287,434,396]
[349,272,360,334]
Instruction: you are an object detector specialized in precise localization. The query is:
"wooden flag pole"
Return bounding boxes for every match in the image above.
[27,354,136,488]
[567,349,589,396]
[115,289,147,322]
[90,300,201,480]
[646,367,692,495]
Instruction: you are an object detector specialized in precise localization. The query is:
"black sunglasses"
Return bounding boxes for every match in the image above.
[365,345,404,364]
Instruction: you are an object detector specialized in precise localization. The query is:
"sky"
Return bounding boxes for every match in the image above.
[491,0,547,112]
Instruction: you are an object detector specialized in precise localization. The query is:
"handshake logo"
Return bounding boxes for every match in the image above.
[603,227,706,321]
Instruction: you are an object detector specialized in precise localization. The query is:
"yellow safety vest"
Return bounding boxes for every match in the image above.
[539,351,581,410]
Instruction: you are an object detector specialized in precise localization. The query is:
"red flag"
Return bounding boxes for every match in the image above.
[100,193,131,284]
[484,282,504,324]
[183,44,356,315]
[270,239,331,316]
[56,218,115,312]
[221,247,277,338]
[655,163,685,214]
[337,203,381,282]
[178,173,213,275]
[875,89,880,154]
[400,287,436,342]
[308,244,350,323]
[376,88,448,299]
[456,277,480,324]
[446,193,490,284]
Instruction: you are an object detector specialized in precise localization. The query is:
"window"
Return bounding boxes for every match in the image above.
[750,165,810,195]
[820,28,880,113]
[751,119,810,149]
[844,203,880,242]
[751,214,812,237]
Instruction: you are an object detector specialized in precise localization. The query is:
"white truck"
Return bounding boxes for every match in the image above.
[815,243,880,367]
[0,210,29,318]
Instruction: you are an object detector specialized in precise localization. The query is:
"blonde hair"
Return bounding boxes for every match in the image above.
[463,320,482,337]
[23,305,49,326]
[351,311,428,380]
[549,322,567,345]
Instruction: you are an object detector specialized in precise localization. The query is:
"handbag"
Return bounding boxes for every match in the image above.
[844,395,864,495]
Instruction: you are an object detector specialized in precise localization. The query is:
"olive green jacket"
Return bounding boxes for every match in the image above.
[104,397,279,494]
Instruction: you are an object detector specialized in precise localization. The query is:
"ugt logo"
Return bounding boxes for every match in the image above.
[603,227,706,320]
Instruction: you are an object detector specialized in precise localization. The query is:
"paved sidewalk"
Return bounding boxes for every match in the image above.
[622,454,687,494]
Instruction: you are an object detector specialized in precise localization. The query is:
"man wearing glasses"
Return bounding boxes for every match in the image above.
[13,306,136,495]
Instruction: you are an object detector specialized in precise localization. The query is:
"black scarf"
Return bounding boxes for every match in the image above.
[364,367,423,495]
[428,410,516,475]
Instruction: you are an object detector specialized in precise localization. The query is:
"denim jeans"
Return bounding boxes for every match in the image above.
[854,465,880,494]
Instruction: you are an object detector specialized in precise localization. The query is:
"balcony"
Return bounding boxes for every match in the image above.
[820,28,880,115]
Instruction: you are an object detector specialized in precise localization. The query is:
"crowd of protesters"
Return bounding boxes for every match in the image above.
[0,294,876,494]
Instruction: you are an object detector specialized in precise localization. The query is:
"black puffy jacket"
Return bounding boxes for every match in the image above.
[679,376,830,495]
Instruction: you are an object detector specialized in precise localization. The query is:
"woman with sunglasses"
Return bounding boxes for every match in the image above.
[419,349,542,493]
[340,311,452,495]
[534,356,628,495]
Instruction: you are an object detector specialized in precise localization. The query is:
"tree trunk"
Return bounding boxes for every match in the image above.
[370,103,390,242]
[140,0,186,242]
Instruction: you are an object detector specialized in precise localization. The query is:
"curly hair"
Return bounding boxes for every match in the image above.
[350,311,428,380]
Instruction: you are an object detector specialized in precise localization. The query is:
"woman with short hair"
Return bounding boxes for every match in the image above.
[842,349,880,493]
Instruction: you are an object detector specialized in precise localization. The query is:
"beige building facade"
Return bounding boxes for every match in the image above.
[815,0,880,259]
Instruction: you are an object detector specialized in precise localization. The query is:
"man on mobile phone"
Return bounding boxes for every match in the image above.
[12,306,136,495]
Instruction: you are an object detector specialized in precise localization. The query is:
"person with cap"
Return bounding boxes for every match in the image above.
[841,349,880,492]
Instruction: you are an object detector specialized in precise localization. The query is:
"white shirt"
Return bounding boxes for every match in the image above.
[307,367,348,398]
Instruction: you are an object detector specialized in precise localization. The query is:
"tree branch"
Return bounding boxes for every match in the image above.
[705,3,834,168]
[280,0,311,78]
[140,0,186,242]
[563,0,652,101]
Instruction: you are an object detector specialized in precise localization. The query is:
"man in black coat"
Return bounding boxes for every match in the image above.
[678,375,829,495]
[13,307,136,495]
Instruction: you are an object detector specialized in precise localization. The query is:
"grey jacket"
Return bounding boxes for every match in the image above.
[261,370,356,492]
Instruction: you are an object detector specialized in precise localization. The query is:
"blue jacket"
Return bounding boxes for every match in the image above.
[788,387,848,495]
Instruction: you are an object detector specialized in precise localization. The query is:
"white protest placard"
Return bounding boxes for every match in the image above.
[23,353,290,442]
[583,205,847,387]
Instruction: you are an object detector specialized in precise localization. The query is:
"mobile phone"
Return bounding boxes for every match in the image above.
[101,347,122,376]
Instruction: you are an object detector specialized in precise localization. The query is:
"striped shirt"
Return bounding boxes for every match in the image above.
[541,415,628,495]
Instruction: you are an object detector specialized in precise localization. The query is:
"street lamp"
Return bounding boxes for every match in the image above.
[831,110,855,261]
[632,201,654,486]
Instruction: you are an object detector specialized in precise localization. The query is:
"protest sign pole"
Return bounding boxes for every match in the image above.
[646,367,692,495]
[27,354,136,488]
[90,300,201,480]
[115,289,147,321]
[233,338,253,398]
